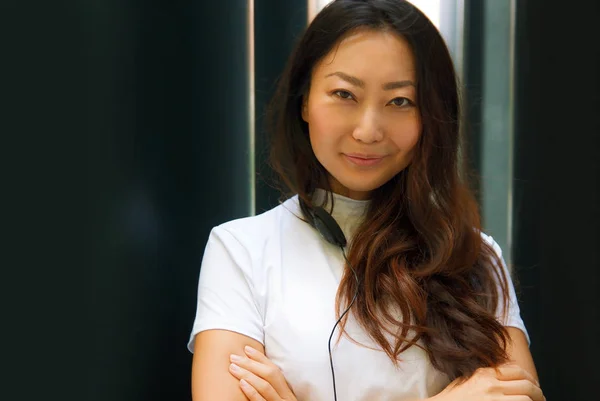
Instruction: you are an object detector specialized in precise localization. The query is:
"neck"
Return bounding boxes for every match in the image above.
[327,176,372,201]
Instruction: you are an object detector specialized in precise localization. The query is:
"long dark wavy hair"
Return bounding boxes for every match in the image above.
[267,0,511,381]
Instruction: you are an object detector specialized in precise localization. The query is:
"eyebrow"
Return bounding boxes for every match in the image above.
[325,71,416,90]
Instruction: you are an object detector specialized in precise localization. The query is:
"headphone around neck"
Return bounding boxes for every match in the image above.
[303,199,347,248]
[299,197,359,401]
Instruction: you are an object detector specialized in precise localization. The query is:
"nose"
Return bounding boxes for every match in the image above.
[352,108,384,143]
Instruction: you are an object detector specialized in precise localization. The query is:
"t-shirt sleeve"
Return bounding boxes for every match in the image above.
[187,226,264,353]
[483,234,531,346]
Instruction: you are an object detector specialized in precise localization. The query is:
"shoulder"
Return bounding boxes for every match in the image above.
[211,195,302,250]
[480,231,504,259]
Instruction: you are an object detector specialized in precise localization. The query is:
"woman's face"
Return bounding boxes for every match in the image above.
[303,29,421,200]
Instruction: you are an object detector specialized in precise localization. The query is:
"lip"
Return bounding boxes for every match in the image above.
[343,153,386,167]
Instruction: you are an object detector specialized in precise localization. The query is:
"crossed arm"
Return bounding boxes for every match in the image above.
[191,326,540,401]
[191,329,266,401]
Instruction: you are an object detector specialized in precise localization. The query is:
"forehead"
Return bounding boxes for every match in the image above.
[313,28,417,80]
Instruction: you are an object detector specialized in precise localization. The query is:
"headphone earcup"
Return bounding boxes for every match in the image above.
[312,206,347,248]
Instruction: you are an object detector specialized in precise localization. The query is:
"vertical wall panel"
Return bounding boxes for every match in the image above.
[480,0,515,260]
[254,0,307,213]
[86,1,253,400]
[513,1,600,400]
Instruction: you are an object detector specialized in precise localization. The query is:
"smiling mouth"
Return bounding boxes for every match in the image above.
[343,154,385,167]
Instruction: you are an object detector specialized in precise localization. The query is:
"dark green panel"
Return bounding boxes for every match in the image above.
[513,1,600,400]
[479,0,513,260]
[462,0,485,201]
[254,0,307,213]
[85,1,252,400]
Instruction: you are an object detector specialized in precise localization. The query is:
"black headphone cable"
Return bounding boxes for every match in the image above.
[328,249,360,401]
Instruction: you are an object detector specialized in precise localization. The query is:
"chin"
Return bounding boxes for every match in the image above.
[325,163,398,197]
[334,177,389,196]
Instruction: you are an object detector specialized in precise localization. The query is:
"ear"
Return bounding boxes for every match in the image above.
[301,95,309,122]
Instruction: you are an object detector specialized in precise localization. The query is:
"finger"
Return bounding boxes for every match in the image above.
[245,346,276,367]
[495,364,540,386]
[229,363,281,400]
[240,379,267,401]
[231,353,273,379]
[501,379,545,401]
[242,348,294,397]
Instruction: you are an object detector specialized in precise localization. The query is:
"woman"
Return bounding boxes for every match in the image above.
[188,1,545,400]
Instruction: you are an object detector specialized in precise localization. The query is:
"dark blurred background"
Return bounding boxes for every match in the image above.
[3,0,598,400]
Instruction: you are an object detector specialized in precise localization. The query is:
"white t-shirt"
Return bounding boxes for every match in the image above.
[188,190,529,401]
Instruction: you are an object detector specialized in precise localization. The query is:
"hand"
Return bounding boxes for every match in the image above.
[432,363,545,401]
[229,346,298,401]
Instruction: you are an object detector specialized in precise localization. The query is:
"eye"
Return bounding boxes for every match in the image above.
[332,90,355,101]
[389,97,413,107]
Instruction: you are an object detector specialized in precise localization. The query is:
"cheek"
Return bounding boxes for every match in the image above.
[307,104,350,152]
[390,117,422,153]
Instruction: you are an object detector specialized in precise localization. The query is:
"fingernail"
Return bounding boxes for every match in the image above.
[240,379,250,389]
[229,363,240,372]
[244,346,254,354]
[230,354,242,363]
